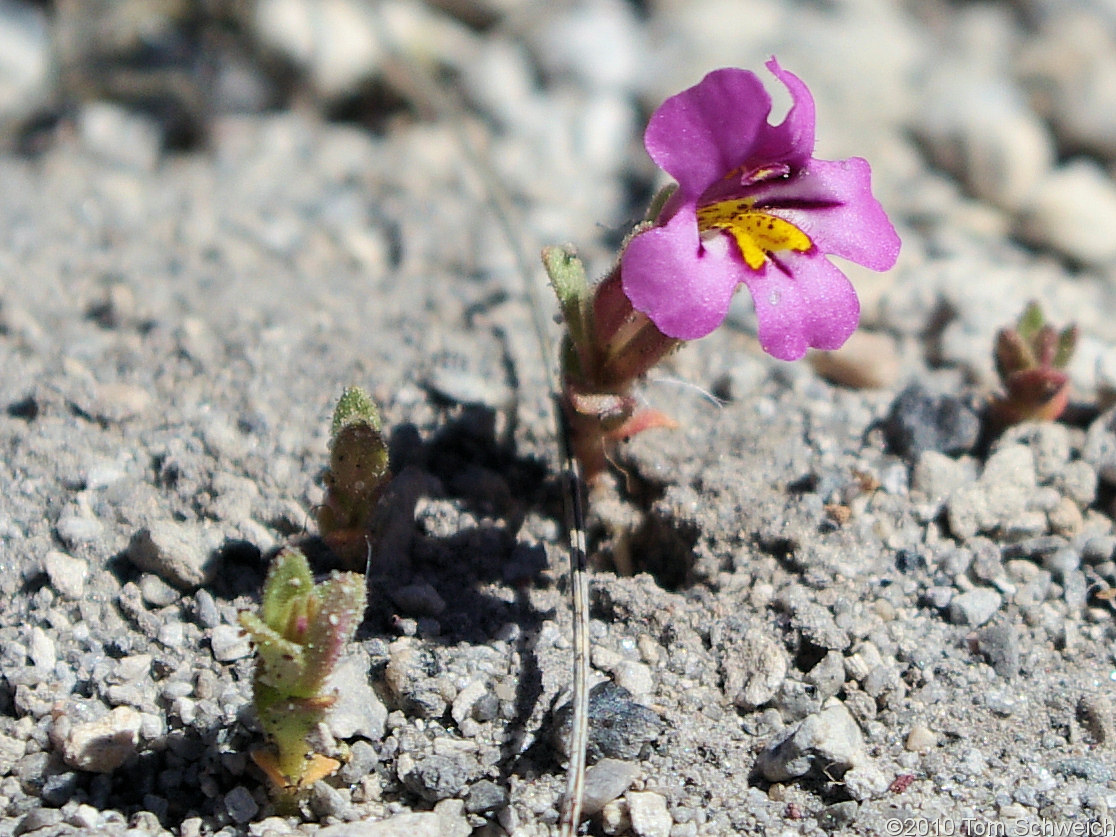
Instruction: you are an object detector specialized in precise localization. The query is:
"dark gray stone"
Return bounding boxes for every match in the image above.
[552,681,664,761]
[464,779,508,814]
[884,384,981,461]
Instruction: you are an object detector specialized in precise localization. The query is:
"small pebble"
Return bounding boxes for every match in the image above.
[720,626,787,710]
[906,725,937,752]
[464,779,508,814]
[224,786,259,825]
[328,652,387,741]
[810,330,902,390]
[28,626,55,672]
[391,582,446,617]
[975,623,1020,677]
[612,660,655,699]
[1052,758,1111,783]
[884,384,981,461]
[308,780,351,820]
[193,588,221,629]
[626,790,672,837]
[600,799,629,835]
[580,758,641,818]
[1077,694,1115,745]
[127,523,217,590]
[398,752,477,803]
[55,512,104,548]
[949,588,1002,627]
[16,809,63,836]
[53,706,142,773]
[817,800,860,829]
[553,681,663,760]
[139,573,180,607]
[1081,536,1116,565]
[42,551,88,599]
[209,624,252,663]
[1017,160,1116,266]
[756,701,886,800]
[384,639,448,719]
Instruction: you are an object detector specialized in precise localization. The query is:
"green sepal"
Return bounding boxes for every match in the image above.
[644,183,677,224]
[543,245,592,353]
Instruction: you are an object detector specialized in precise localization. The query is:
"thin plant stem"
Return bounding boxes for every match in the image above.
[369,18,592,834]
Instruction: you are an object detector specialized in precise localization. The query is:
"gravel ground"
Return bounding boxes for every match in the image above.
[3,1,1116,835]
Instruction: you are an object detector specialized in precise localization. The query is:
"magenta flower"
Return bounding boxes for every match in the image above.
[620,59,901,360]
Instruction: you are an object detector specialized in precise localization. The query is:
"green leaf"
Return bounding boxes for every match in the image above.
[331,386,382,437]
[260,548,315,632]
[1054,325,1078,370]
[1016,301,1045,343]
[543,245,592,352]
[296,571,366,697]
[994,328,1035,381]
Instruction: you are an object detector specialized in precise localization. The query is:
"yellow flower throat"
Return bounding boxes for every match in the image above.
[696,199,812,269]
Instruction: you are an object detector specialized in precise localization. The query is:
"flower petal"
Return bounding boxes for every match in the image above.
[644,68,772,200]
[740,251,860,360]
[746,157,901,271]
[750,58,816,169]
[620,205,743,340]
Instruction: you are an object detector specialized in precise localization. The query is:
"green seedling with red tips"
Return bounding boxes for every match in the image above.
[990,301,1077,426]
[239,547,366,791]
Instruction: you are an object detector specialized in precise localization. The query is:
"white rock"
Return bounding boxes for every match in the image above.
[949,588,1002,627]
[55,510,104,548]
[315,811,450,837]
[127,523,216,590]
[67,803,101,829]
[54,706,142,773]
[626,791,672,837]
[450,678,489,727]
[28,626,55,672]
[906,724,937,752]
[0,0,51,129]
[254,0,474,101]
[724,628,787,710]
[254,0,383,98]
[77,102,162,171]
[328,651,387,740]
[528,0,643,91]
[756,700,887,800]
[1016,161,1116,267]
[0,731,25,772]
[581,758,641,817]
[209,624,252,663]
[612,660,654,699]
[912,451,974,517]
[946,445,1036,538]
[42,551,87,599]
